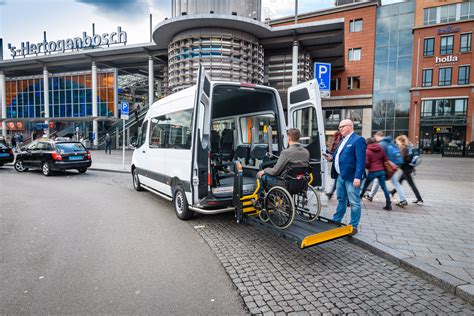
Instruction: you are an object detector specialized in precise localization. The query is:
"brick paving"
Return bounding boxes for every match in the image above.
[190,213,473,314]
[321,156,474,291]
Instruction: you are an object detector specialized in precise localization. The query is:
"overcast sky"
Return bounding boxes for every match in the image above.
[0,0,404,60]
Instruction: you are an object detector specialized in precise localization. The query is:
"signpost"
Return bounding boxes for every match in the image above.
[120,101,129,169]
[314,62,331,99]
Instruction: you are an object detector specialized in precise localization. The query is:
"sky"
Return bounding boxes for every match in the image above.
[0,0,404,60]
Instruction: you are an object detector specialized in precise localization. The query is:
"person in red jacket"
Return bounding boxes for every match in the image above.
[360,138,392,211]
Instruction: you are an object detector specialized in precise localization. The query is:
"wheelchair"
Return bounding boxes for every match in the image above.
[252,159,321,229]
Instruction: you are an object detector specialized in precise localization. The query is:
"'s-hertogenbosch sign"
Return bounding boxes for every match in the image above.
[7,26,127,59]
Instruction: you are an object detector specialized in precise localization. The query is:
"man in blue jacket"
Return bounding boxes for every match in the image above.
[324,119,366,234]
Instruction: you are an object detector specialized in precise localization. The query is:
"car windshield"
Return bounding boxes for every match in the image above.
[56,143,86,153]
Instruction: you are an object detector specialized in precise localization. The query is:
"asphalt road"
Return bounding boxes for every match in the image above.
[0,167,246,314]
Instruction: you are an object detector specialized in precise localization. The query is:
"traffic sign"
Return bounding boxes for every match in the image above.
[314,62,331,98]
[121,101,129,120]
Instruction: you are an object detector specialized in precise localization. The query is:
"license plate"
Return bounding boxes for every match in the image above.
[0,153,10,157]
[69,156,83,160]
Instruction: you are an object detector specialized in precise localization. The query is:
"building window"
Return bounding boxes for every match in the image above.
[423,7,437,25]
[348,48,361,61]
[458,65,470,85]
[331,78,341,91]
[454,99,467,116]
[440,4,456,23]
[460,33,472,53]
[347,76,361,90]
[440,35,454,55]
[421,100,433,117]
[423,38,435,56]
[438,67,452,86]
[349,19,363,32]
[422,69,433,87]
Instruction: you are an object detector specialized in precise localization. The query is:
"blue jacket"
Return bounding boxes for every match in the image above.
[332,133,366,182]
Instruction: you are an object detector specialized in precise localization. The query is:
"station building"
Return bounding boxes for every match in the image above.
[409,0,474,156]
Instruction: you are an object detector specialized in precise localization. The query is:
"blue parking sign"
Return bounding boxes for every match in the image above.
[314,62,331,98]
[121,101,129,120]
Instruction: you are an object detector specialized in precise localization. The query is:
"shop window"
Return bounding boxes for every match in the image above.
[438,67,452,86]
[348,48,361,61]
[440,35,454,55]
[422,69,433,87]
[458,65,470,85]
[347,77,360,90]
[460,33,472,53]
[349,19,363,33]
[423,38,434,56]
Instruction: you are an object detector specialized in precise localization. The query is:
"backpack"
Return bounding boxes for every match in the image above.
[407,146,422,167]
[385,142,403,166]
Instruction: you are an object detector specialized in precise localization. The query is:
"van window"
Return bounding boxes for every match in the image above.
[239,114,278,145]
[149,109,193,149]
[292,107,318,145]
[212,118,235,134]
[137,120,148,147]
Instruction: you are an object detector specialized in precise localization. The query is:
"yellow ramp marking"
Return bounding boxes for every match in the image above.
[301,225,353,249]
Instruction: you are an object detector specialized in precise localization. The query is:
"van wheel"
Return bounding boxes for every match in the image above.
[132,168,144,191]
[173,186,194,220]
[42,162,52,176]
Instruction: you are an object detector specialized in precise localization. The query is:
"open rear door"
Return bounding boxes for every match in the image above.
[287,79,328,191]
[191,65,212,205]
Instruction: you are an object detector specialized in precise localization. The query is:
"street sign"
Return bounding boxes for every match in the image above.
[34,123,48,130]
[314,62,331,98]
[121,101,129,120]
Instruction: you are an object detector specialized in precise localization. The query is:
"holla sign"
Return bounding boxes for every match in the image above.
[7,26,127,59]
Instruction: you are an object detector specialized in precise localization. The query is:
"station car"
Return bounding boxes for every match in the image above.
[14,139,92,176]
[0,143,14,167]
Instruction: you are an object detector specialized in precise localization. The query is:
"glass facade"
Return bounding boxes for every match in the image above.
[373,0,414,138]
[6,70,115,119]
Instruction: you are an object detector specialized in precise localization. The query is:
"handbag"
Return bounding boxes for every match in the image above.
[383,160,398,180]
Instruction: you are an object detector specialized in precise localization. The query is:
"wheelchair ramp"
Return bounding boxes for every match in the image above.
[244,215,353,249]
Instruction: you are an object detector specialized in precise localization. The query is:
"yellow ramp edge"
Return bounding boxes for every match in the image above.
[300,225,353,249]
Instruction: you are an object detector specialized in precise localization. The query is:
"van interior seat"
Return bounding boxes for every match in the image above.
[234,145,250,165]
[211,130,220,153]
[220,129,234,161]
[251,144,268,169]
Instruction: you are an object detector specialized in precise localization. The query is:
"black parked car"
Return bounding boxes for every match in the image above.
[14,139,92,176]
[0,143,14,167]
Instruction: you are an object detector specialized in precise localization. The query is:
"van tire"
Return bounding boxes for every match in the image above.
[173,186,194,220]
[132,168,144,191]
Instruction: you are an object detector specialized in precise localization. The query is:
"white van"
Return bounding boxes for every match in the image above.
[131,66,328,220]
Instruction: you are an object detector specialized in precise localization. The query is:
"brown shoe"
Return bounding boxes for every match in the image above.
[349,227,358,236]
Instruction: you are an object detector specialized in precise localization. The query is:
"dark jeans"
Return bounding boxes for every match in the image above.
[361,170,390,204]
[259,174,278,194]
[105,143,112,154]
[399,166,422,201]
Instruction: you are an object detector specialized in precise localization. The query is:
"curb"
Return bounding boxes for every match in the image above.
[349,235,473,305]
[89,167,130,174]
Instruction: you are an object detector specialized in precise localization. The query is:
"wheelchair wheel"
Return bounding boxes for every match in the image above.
[294,185,321,223]
[264,186,295,229]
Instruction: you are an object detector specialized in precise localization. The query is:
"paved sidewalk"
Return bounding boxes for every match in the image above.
[88,151,474,302]
[320,156,474,303]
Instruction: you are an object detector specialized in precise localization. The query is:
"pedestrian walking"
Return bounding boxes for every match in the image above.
[14,133,22,152]
[105,132,112,154]
[11,135,16,150]
[323,119,366,235]
[360,138,392,211]
[394,135,424,205]
[326,131,343,200]
[364,131,408,207]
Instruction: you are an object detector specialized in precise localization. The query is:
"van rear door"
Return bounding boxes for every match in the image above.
[191,65,212,205]
[287,79,328,191]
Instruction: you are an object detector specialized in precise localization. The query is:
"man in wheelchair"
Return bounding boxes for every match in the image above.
[256,128,310,193]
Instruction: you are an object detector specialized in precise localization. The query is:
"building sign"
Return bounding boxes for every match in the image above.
[437,26,461,35]
[435,55,458,64]
[7,26,127,59]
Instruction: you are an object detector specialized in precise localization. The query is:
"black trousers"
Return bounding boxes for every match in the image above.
[399,166,422,201]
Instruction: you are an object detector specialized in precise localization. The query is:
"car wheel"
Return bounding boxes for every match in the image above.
[42,162,52,176]
[14,160,28,172]
[78,168,87,174]
[173,186,194,220]
[132,168,144,191]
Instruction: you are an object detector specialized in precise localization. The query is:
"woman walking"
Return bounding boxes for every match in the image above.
[326,131,343,200]
[360,138,392,211]
[395,135,423,205]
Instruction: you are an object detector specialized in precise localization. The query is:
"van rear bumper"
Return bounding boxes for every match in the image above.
[189,205,235,214]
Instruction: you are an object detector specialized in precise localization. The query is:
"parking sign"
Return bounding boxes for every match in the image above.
[314,62,331,98]
[121,101,129,120]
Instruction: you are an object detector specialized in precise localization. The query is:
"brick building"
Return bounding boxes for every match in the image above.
[410,0,473,156]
